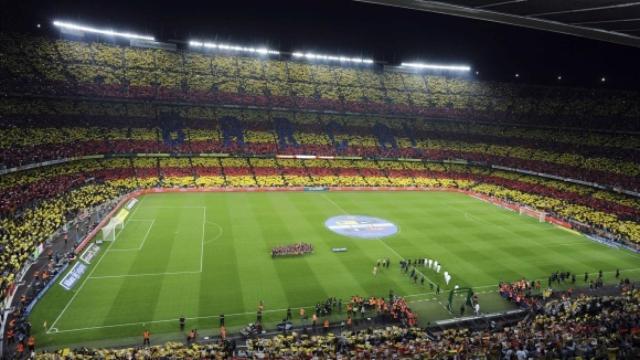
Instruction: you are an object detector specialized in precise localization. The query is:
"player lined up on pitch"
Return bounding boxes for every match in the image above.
[399,257,452,288]
[372,258,390,276]
[271,242,314,257]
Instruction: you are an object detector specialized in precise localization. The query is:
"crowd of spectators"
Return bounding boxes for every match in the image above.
[2,31,640,358]
[0,183,128,307]
[2,33,639,131]
[1,92,638,191]
[1,109,637,194]
[2,160,638,338]
[34,286,640,359]
[498,279,548,310]
[1,157,639,256]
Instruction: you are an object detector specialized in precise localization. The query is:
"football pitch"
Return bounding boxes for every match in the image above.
[30,191,640,348]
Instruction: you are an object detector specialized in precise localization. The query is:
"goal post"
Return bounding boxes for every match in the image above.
[100,208,130,242]
[519,206,547,222]
[101,217,124,242]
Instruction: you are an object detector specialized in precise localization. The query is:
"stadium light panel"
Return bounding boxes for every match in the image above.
[189,40,280,55]
[292,51,374,64]
[401,62,471,72]
[52,20,155,41]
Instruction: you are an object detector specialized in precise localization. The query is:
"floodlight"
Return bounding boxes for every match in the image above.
[189,40,279,55]
[292,51,373,64]
[400,62,471,72]
[52,20,155,41]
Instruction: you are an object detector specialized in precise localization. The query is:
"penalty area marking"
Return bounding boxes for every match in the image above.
[89,208,208,278]
[47,197,149,332]
[107,219,155,252]
[204,221,224,245]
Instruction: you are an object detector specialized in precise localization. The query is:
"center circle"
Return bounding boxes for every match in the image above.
[324,215,398,239]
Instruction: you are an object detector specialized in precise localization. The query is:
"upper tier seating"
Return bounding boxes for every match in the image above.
[1,100,638,191]
[1,33,639,130]
[2,33,640,314]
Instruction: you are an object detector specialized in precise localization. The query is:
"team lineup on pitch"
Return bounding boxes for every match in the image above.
[29,191,640,348]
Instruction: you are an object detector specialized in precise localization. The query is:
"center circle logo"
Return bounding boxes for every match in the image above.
[324,215,398,239]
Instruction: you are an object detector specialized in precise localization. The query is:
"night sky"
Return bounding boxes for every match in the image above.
[4,0,640,90]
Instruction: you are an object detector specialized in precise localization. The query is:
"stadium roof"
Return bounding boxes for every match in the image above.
[356,0,640,48]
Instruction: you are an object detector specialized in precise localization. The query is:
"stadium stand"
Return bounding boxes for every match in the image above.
[34,286,640,359]
[1,32,640,357]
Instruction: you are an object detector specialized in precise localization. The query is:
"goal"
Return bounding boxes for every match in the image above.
[519,206,547,222]
[101,217,124,242]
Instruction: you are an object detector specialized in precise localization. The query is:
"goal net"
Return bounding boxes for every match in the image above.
[519,206,547,222]
[101,217,124,242]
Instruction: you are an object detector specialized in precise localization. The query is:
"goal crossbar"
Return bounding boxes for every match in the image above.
[101,209,129,241]
[519,206,547,222]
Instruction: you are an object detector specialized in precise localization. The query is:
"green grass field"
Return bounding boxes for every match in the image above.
[30,191,640,348]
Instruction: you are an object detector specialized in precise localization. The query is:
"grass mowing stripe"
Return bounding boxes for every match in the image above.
[108,219,155,252]
[47,197,147,333]
[200,207,205,272]
[321,193,440,289]
[52,265,640,335]
[89,271,201,279]
[274,194,374,297]
[48,238,116,333]
[30,192,640,348]
[441,200,621,277]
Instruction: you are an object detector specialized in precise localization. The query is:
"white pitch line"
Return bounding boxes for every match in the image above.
[379,240,439,288]
[141,206,206,209]
[464,196,640,259]
[54,293,465,334]
[89,270,201,279]
[200,207,206,272]
[49,266,640,334]
[48,223,119,332]
[551,242,595,246]
[321,193,346,214]
[107,219,155,252]
[138,219,156,250]
[474,284,499,290]
[48,304,318,334]
[204,221,224,245]
[48,197,146,334]
[48,286,467,335]
[404,291,436,298]
[438,300,453,314]
[91,208,207,278]
[321,193,439,288]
